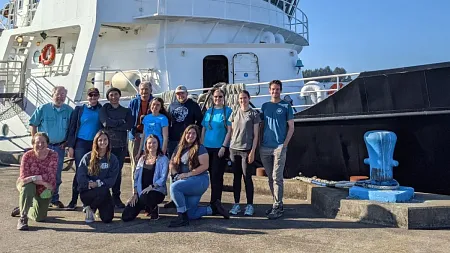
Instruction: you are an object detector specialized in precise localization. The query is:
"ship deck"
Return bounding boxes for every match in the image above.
[1,165,450,252]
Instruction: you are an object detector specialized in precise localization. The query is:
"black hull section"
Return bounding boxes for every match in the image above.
[287,62,450,195]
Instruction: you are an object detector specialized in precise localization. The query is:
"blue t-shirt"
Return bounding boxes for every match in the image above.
[201,106,232,148]
[77,105,101,141]
[29,103,73,144]
[260,101,294,148]
[142,114,169,147]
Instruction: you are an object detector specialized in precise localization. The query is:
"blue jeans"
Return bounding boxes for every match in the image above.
[48,144,65,203]
[170,173,212,220]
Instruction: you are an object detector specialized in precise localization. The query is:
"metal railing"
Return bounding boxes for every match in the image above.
[138,0,308,42]
[0,60,24,95]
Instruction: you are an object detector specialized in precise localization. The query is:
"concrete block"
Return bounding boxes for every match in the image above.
[348,186,415,203]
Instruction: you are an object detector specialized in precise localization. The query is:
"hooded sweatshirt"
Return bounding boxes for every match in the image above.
[168,98,203,142]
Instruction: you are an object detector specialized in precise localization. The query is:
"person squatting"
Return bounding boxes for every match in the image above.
[12,80,294,230]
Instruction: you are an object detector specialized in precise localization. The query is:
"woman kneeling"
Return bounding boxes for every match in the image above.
[77,130,119,223]
[169,125,229,228]
[16,132,58,230]
[122,134,169,221]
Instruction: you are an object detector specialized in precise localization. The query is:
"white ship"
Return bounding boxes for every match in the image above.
[0,0,349,153]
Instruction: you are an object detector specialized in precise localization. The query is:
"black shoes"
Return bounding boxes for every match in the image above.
[11,207,20,217]
[66,200,77,210]
[163,200,176,208]
[113,198,126,209]
[50,201,65,208]
[213,200,230,219]
[168,212,189,227]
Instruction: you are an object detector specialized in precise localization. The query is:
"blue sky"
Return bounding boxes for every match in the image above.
[301,0,450,72]
[2,0,449,73]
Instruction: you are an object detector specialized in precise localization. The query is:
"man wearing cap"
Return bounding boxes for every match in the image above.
[168,85,203,156]
[127,81,153,176]
[29,86,73,208]
[164,85,203,208]
[65,87,103,210]
[99,87,133,208]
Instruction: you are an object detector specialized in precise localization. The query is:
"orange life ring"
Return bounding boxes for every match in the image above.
[39,44,56,66]
[327,83,344,95]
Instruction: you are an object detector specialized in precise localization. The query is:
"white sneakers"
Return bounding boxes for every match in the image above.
[84,206,95,223]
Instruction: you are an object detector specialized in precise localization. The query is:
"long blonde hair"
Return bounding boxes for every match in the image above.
[172,125,201,173]
[88,130,111,176]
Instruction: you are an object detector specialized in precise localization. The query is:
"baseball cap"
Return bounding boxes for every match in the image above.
[175,85,187,93]
[87,87,99,95]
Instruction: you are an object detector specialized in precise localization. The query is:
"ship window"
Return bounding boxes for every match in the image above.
[203,55,229,91]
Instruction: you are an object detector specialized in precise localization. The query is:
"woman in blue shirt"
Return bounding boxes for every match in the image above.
[137,98,169,158]
[122,134,169,222]
[201,88,232,215]
[66,88,102,210]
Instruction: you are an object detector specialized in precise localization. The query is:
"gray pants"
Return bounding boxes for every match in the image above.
[259,146,287,208]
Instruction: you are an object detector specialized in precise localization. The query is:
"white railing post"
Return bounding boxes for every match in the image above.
[336,76,340,91]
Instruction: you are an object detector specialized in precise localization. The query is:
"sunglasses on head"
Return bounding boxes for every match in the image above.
[88,93,100,97]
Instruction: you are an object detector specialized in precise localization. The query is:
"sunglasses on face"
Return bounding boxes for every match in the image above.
[88,93,100,97]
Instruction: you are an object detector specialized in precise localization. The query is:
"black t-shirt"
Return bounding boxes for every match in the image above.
[141,162,156,189]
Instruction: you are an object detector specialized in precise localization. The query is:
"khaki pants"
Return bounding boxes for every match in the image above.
[18,183,50,221]
[259,145,287,208]
[128,137,142,183]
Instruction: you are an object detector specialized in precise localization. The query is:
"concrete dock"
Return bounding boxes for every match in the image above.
[1,165,450,253]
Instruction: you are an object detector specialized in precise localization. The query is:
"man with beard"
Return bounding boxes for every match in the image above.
[29,86,73,208]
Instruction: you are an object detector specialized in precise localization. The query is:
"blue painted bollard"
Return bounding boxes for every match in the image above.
[349,130,414,203]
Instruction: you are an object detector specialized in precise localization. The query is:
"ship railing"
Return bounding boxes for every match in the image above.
[27,65,72,78]
[138,0,308,42]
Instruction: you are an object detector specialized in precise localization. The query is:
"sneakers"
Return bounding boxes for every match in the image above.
[265,204,284,215]
[84,206,95,223]
[213,200,230,219]
[11,207,20,217]
[17,216,29,231]
[50,201,65,209]
[267,207,283,220]
[229,204,241,215]
[66,201,77,210]
[150,206,160,220]
[244,204,255,216]
[113,198,126,209]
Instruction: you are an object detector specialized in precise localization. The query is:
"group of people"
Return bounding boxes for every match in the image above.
[12,79,294,230]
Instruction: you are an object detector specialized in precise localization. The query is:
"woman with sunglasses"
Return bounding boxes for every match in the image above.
[65,87,103,210]
[77,130,119,223]
[201,88,232,216]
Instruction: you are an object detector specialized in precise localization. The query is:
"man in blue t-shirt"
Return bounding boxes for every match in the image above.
[260,80,294,220]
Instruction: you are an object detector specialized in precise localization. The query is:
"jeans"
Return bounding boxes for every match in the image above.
[170,173,212,220]
[128,137,142,182]
[80,187,114,223]
[49,144,65,203]
[111,147,126,200]
[70,139,93,203]
[230,149,254,205]
[259,145,287,208]
[207,147,228,204]
[121,191,165,222]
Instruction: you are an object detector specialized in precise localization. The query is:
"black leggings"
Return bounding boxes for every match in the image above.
[230,149,254,205]
[121,191,165,222]
[80,187,114,223]
[207,147,229,204]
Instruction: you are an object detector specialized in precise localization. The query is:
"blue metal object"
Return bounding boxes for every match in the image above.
[363,130,399,187]
[295,59,304,68]
[348,130,415,203]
